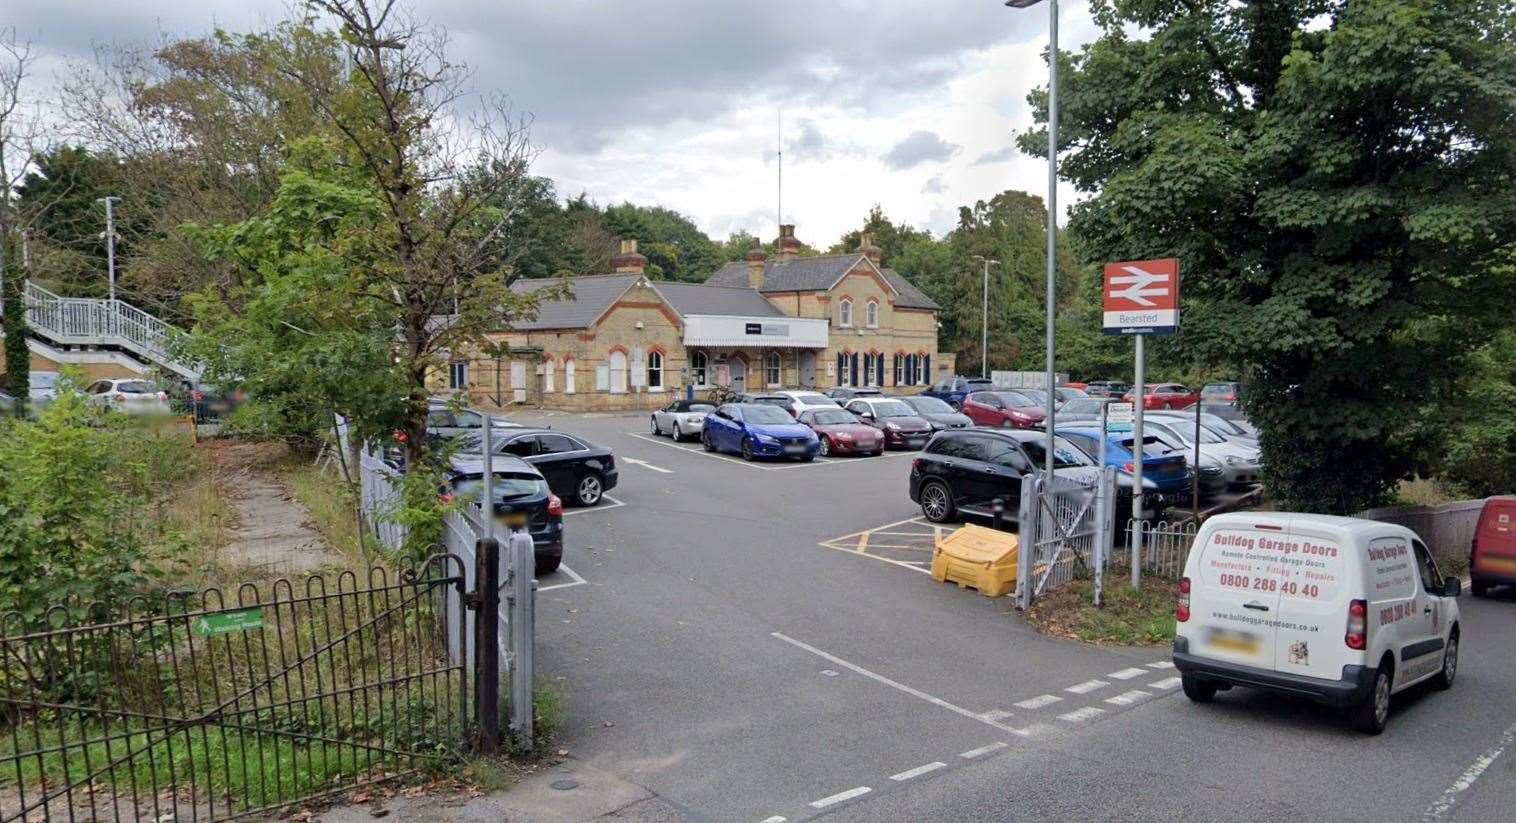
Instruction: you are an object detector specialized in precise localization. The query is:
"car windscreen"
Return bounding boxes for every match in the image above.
[905,396,954,414]
[1020,436,1096,469]
[1063,399,1101,413]
[794,393,837,405]
[1120,436,1180,457]
[993,392,1035,407]
[811,409,860,425]
[872,401,917,418]
[1201,384,1235,397]
[741,405,794,424]
[117,381,154,394]
[1201,414,1246,436]
[685,403,715,413]
[452,475,547,503]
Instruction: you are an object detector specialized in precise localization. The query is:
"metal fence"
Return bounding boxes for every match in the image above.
[0,558,470,822]
[1124,519,1199,580]
[1017,468,1117,609]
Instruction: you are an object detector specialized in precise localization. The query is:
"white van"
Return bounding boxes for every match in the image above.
[1173,513,1461,734]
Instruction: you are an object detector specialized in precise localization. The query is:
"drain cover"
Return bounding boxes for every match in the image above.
[551,779,579,791]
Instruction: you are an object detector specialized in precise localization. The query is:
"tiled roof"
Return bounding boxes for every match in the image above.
[509,274,640,330]
[651,281,786,317]
[707,254,940,310]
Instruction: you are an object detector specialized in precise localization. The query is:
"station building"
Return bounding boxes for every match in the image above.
[436,226,953,411]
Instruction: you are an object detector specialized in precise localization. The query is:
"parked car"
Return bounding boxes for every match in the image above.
[426,403,524,439]
[1054,426,1192,516]
[84,378,171,414]
[1084,380,1131,398]
[1054,397,1110,424]
[444,455,564,574]
[1174,513,1460,734]
[455,428,617,506]
[1471,496,1516,597]
[797,407,883,457]
[28,371,59,407]
[1052,386,1089,405]
[186,382,245,424]
[909,428,1097,523]
[650,399,715,441]
[895,395,972,431]
[960,390,1046,429]
[1201,403,1258,437]
[739,393,798,416]
[922,376,996,410]
[702,403,820,461]
[1149,409,1259,448]
[773,390,841,416]
[1123,383,1200,410]
[826,386,883,402]
[1200,381,1242,406]
[1139,418,1261,488]
[843,397,934,450]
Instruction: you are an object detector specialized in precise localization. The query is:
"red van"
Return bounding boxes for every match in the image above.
[1471,496,1516,596]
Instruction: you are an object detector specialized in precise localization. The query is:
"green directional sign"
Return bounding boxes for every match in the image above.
[194,608,264,637]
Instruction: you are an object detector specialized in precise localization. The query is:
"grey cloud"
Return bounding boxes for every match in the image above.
[974,145,1016,165]
[882,131,959,170]
[921,176,945,194]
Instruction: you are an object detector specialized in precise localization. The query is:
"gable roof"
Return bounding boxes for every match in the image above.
[650,281,786,317]
[707,253,940,310]
[507,273,787,331]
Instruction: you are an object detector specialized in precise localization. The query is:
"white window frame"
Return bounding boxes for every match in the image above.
[565,359,576,394]
[766,352,781,387]
[866,300,879,328]
[647,350,664,391]
[838,299,853,328]
[448,360,468,390]
[863,353,876,387]
[609,351,628,394]
[691,350,708,387]
[543,359,555,394]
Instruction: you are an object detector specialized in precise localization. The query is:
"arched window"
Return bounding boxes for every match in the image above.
[766,351,781,386]
[647,350,664,389]
[838,298,853,327]
[543,358,555,394]
[609,350,628,393]
[564,359,576,394]
[866,300,879,328]
[691,350,708,386]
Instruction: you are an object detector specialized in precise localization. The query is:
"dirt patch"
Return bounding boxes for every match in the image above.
[1024,569,1180,646]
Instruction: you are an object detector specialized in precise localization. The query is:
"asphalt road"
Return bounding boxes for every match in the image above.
[510,409,1516,823]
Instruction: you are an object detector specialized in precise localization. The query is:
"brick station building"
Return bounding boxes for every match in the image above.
[436,226,953,411]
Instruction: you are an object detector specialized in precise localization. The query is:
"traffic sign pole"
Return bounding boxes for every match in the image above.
[1132,335,1144,589]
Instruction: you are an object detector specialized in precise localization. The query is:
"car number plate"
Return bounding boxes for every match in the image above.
[784,444,808,454]
[1205,627,1261,655]
[500,512,529,528]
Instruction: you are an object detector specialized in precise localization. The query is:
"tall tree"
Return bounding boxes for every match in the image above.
[1026,0,1516,512]
[0,27,43,413]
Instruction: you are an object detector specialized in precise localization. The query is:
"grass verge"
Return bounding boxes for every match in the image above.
[283,461,374,563]
[1024,569,1179,646]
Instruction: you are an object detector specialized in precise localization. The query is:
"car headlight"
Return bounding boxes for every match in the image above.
[886,422,901,431]
[755,434,779,444]
[1225,455,1246,466]
[835,431,853,440]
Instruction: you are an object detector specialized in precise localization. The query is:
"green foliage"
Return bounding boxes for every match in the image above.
[1027,0,1516,512]
[1437,327,1516,497]
[2,236,27,412]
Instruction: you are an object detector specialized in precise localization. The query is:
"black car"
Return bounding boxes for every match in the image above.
[1084,380,1131,398]
[827,386,883,402]
[455,428,617,507]
[909,428,1096,524]
[895,395,973,431]
[445,455,564,574]
[1054,396,1110,423]
[1200,382,1242,407]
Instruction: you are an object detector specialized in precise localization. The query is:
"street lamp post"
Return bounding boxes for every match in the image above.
[971,255,999,379]
[99,196,120,304]
[1005,0,1059,476]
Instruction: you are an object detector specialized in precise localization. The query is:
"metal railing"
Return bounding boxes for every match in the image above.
[20,280,200,379]
[1017,468,1117,609]
[1125,519,1198,580]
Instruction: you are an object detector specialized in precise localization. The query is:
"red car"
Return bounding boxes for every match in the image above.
[1123,383,1200,410]
[797,408,884,457]
[961,391,1047,429]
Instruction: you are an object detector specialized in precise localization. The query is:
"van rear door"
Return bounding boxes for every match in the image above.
[1190,519,1289,670]
[1474,498,1516,578]
[1272,521,1352,683]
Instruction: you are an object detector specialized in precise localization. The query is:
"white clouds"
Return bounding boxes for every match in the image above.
[882,131,961,170]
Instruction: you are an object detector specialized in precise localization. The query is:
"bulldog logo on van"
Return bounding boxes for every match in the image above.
[1288,640,1309,666]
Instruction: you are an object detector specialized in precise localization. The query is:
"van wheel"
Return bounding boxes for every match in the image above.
[1434,630,1458,690]
[1181,674,1217,703]
[1352,664,1392,735]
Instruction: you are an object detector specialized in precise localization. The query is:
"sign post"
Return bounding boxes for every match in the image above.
[1103,258,1180,589]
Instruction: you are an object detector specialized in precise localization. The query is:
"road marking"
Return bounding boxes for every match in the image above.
[1066,679,1109,694]
[1147,660,1175,669]
[816,541,934,576]
[1015,694,1063,710]
[1015,723,1059,737]
[1148,677,1182,690]
[959,742,1008,759]
[758,817,787,823]
[809,786,871,809]
[1422,721,1516,821]
[621,457,672,474]
[857,532,870,553]
[537,564,588,593]
[1104,690,1151,706]
[1109,667,1148,680]
[979,709,1014,722]
[890,762,947,782]
[561,494,626,517]
[770,632,1024,734]
[1058,707,1106,723]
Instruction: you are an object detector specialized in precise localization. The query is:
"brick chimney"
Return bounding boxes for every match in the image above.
[745,240,767,289]
[776,224,802,263]
[855,232,882,265]
[611,238,647,274]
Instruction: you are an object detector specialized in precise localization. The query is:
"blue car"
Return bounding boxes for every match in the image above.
[1054,426,1191,498]
[702,403,820,462]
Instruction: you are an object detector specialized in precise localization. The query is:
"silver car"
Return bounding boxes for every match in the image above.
[29,372,59,407]
[651,399,715,441]
[1150,410,1258,448]
[84,378,172,415]
[1140,418,1262,488]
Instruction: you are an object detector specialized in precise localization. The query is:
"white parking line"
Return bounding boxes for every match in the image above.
[561,494,626,517]
[758,817,787,823]
[1109,667,1148,680]
[1014,694,1063,710]
[959,742,1008,759]
[621,457,672,473]
[1066,679,1109,695]
[809,786,872,809]
[890,762,947,782]
[1147,660,1175,669]
[1104,690,1151,706]
[1423,721,1516,820]
[537,564,587,593]
[1058,707,1106,723]
[979,709,1015,723]
[1148,676,1182,690]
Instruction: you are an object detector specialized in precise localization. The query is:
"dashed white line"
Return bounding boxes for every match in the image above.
[959,742,1008,759]
[1015,694,1063,710]
[809,786,872,809]
[1058,706,1106,723]
[1422,721,1516,820]
[1109,667,1148,680]
[1147,660,1175,669]
[1104,689,1152,706]
[1066,679,1109,694]
[890,762,947,782]
[1149,676,1182,690]
[979,709,1015,722]
[621,456,672,473]
[758,817,787,823]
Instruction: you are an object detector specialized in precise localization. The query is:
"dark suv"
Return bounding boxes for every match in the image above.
[445,455,564,574]
[923,376,995,410]
[909,428,1097,524]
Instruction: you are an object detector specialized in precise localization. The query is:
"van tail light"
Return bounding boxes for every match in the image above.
[1345,599,1368,650]
[547,494,563,517]
[1123,462,1135,472]
[1176,577,1191,622]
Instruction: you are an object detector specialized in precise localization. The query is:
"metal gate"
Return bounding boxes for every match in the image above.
[0,557,477,821]
[1016,467,1117,609]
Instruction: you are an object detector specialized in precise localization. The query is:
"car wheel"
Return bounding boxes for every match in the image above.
[1181,674,1217,703]
[741,438,755,461]
[1352,663,1392,735]
[574,473,604,507]
[702,430,715,452]
[919,480,955,523]
[1434,631,1458,690]
[818,437,832,457]
[536,554,562,575]
[672,423,684,442]
[800,454,814,462]
[872,447,884,457]
[650,415,660,436]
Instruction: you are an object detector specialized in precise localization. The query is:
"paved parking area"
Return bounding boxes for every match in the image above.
[819,515,941,576]
[623,429,917,471]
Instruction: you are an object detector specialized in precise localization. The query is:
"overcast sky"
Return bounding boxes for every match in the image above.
[11,0,1098,247]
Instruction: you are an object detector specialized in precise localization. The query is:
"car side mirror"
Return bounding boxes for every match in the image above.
[1442,578,1462,598]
